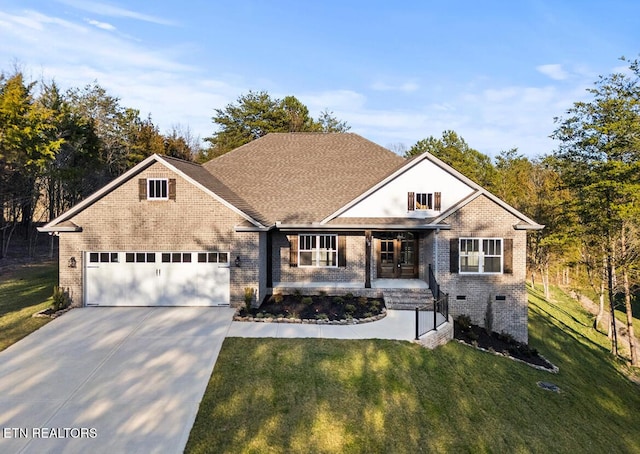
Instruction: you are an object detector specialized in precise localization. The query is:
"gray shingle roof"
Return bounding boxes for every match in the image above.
[159,155,266,224]
[203,133,405,224]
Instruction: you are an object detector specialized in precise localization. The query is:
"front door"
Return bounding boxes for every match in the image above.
[376,233,418,278]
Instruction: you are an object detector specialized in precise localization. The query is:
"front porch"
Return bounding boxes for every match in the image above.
[272,278,429,292]
[271,278,434,311]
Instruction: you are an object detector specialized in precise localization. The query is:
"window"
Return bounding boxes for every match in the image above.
[415,193,432,210]
[125,252,156,263]
[197,252,230,264]
[408,192,442,211]
[459,238,502,274]
[161,252,193,263]
[89,252,118,263]
[299,234,337,267]
[147,179,168,200]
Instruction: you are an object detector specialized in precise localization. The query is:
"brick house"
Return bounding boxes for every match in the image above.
[40,133,542,342]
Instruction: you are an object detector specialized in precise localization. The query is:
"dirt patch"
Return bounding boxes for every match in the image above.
[241,293,385,321]
[454,320,557,371]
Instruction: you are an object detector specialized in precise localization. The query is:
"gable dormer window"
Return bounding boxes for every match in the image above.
[148,179,168,200]
[138,178,177,201]
[408,192,441,211]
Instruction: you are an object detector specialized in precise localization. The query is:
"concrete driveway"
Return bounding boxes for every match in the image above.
[0,307,235,454]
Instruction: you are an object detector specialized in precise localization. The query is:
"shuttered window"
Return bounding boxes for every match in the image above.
[451,237,512,274]
[138,178,176,201]
[408,192,442,211]
[290,235,346,268]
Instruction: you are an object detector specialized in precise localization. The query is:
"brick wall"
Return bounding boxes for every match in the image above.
[435,195,529,343]
[58,161,264,308]
[272,232,366,284]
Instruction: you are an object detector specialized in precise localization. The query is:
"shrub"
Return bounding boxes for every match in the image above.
[357,296,368,306]
[51,286,70,312]
[345,292,354,300]
[485,298,494,333]
[369,299,381,310]
[301,296,313,305]
[363,311,374,318]
[293,289,302,300]
[269,293,284,304]
[318,290,328,297]
[315,313,328,320]
[456,314,472,331]
[344,304,356,314]
[498,331,515,344]
[333,296,345,304]
[244,287,255,306]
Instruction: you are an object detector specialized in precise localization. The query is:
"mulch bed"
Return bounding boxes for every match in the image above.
[454,321,557,371]
[242,294,385,321]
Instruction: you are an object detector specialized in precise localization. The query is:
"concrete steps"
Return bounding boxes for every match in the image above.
[382,288,434,310]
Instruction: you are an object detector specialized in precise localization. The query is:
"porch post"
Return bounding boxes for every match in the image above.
[266,232,273,288]
[365,230,371,288]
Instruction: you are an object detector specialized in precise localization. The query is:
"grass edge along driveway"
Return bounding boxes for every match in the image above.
[186,286,640,454]
[0,261,57,352]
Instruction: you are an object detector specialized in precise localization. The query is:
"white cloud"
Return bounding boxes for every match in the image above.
[0,9,236,141]
[370,80,420,93]
[86,19,115,31]
[302,90,367,111]
[55,0,176,26]
[536,64,569,81]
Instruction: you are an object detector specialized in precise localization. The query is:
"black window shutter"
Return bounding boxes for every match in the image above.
[338,235,347,267]
[408,192,415,211]
[503,239,513,274]
[434,192,442,211]
[427,193,433,209]
[169,179,176,200]
[139,179,147,200]
[289,235,298,267]
[449,238,459,273]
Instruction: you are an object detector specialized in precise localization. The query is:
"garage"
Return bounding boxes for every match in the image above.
[84,251,230,306]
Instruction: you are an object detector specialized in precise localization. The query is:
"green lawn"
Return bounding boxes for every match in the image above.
[186,286,640,454]
[0,261,57,351]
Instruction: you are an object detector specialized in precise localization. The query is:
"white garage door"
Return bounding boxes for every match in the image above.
[85,251,230,306]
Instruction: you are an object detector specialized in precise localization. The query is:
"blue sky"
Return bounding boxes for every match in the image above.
[1,0,638,157]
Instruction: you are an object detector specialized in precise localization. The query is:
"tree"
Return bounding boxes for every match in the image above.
[0,71,62,256]
[205,91,350,157]
[316,108,350,133]
[164,124,199,161]
[405,130,496,189]
[552,58,640,365]
[66,83,157,184]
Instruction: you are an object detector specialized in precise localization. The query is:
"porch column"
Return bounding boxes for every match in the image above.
[365,230,372,288]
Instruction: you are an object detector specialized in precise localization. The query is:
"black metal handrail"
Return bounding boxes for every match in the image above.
[428,264,441,300]
[414,294,449,339]
[415,265,449,339]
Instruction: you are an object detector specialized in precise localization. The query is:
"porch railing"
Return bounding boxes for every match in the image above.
[415,265,449,339]
[428,264,441,300]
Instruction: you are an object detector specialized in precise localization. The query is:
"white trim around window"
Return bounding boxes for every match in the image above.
[298,234,338,267]
[147,178,168,200]
[459,238,503,274]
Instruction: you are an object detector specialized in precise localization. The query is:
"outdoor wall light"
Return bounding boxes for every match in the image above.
[68,257,77,268]
[235,256,241,267]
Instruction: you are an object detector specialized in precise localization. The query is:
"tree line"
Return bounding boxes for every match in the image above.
[1,61,637,365]
[404,59,640,365]
[0,71,201,258]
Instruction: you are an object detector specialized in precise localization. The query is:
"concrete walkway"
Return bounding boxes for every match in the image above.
[227,309,439,341]
[0,307,235,454]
